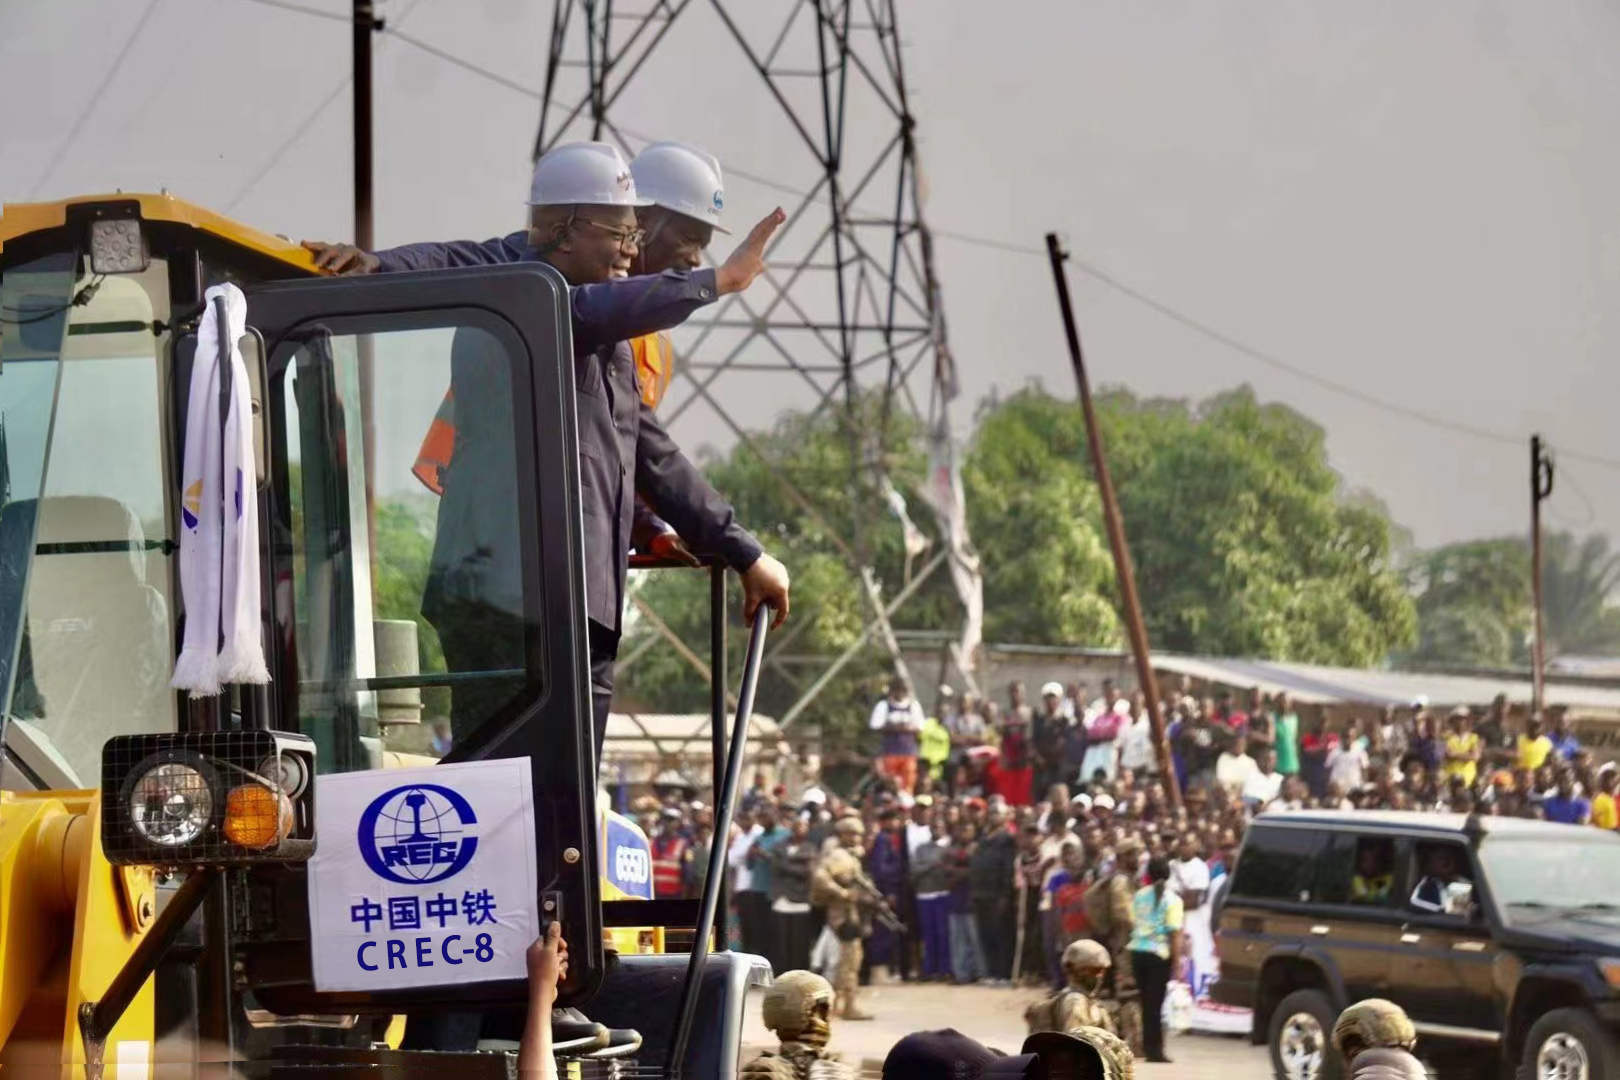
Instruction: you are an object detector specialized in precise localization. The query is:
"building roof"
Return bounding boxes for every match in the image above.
[1149,654,1620,712]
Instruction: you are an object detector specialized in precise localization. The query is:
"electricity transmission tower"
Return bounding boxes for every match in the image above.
[537,0,982,720]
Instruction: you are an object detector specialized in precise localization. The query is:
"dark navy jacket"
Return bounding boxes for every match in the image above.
[379,234,762,634]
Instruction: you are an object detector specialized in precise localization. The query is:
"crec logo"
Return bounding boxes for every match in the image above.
[358,784,480,885]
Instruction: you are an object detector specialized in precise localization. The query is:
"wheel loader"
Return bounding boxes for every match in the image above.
[0,193,770,1079]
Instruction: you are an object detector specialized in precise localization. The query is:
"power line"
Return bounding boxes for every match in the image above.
[29,0,165,199]
[223,0,432,212]
[237,0,348,22]
[215,0,1620,475]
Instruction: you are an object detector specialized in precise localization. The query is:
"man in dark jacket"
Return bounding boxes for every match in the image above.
[970,808,1018,982]
[304,141,790,754]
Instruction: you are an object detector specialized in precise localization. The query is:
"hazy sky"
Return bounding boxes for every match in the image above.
[4,0,1617,550]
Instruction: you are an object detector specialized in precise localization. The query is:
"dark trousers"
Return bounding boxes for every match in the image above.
[973,897,1013,979]
[735,890,772,958]
[1132,950,1172,1061]
[1042,907,1064,989]
[773,909,813,973]
[916,894,952,978]
[433,605,617,763]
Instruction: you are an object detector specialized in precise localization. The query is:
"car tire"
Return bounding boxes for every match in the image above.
[1519,1008,1620,1080]
[1268,988,1341,1080]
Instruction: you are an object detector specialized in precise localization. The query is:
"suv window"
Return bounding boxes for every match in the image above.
[1408,839,1473,916]
[1230,825,1327,903]
[1317,833,1398,907]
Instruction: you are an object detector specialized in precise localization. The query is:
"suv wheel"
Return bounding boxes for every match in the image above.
[1521,1008,1620,1080]
[1268,989,1341,1080]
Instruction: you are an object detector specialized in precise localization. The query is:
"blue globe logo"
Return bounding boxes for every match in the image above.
[358,784,480,885]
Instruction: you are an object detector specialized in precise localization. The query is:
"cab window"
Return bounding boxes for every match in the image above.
[1,263,176,788]
[272,315,542,773]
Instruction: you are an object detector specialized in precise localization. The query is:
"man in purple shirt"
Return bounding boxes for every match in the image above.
[1542,770,1593,825]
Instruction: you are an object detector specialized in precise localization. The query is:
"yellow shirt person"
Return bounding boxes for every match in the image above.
[1442,720,1481,788]
[1517,733,1554,771]
[1592,791,1618,831]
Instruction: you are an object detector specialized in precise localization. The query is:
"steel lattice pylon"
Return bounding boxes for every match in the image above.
[538,0,983,720]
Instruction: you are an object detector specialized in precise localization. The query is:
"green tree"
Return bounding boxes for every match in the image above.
[372,494,450,719]
[1403,531,1620,668]
[1541,531,1620,659]
[962,390,1119,646]
[616,391,943,746]
[1405,538,1529,667]
[965,385,1416,665]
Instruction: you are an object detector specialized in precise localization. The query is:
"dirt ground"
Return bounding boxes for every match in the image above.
[740,980,1273,1077]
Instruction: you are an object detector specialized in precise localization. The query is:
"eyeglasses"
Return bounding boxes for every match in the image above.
[573,217,645,250]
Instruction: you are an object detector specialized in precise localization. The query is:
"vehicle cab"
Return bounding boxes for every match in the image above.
[1216,809,1620,1080]
[0,194,764,1078]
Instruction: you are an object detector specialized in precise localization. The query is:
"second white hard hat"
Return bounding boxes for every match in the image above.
[528,141,652,208]
[630,140,732,234]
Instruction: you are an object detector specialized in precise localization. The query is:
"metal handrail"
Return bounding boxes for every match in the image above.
[664,604,769,1079]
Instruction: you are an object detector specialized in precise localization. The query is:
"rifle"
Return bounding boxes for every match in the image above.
[847,869,906,934]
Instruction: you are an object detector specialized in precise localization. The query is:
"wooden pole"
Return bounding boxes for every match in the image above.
[1044,234,1180,809]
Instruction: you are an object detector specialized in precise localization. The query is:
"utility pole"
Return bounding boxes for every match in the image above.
[1044,234,1180,809]
[1530,435,1554,715]
[354,0,382,586]
[353,0,378,250]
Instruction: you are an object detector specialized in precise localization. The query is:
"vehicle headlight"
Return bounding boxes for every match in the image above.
[258,750,309,799]
[88,217,148,275]
[1600,957,1620,991]
[102,730,317,866]
[126,757,215,847]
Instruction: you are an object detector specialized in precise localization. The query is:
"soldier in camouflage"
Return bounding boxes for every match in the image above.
[740,971,854,1080]
[1025,939,1118,1037]
[810,816,874,1021]
[1332,999,1426,1080]
[1084,836,1144,1057]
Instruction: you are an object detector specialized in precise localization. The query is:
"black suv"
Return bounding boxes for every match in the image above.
[1213,810,1620,1080]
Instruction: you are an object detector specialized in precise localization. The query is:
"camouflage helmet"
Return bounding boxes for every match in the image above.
[1062,939,1112,971]
[1332,998,1417,1057]
[761,970,835,1047]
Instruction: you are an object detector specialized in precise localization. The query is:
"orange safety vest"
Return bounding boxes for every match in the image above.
[412,332,674,495]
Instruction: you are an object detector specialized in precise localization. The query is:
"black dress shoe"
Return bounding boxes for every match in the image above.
[551,1016,609,1054]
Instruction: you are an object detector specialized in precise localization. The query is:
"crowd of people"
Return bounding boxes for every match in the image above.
[633,671,1617,1062]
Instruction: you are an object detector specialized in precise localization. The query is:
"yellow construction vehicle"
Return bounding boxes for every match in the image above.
[0,193,768,1078]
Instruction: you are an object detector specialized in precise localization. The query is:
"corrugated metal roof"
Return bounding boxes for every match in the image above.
[1150,654,1620,711]
[601,711,782,762]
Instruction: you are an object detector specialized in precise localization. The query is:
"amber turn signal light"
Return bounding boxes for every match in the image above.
[222,784,294,849]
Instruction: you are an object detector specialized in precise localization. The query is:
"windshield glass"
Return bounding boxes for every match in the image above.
[0,253,177,790]
[1479,834,1620,920]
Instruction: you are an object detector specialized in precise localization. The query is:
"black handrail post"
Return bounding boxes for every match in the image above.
[666,606,769,1079]
[708,563,729,943]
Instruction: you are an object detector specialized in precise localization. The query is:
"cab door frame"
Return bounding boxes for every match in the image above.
[234,264,603,1013]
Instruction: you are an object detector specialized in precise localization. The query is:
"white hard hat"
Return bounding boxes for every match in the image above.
[528,141,652,208]
[1041,682,1065,698]
[629,140,731,234]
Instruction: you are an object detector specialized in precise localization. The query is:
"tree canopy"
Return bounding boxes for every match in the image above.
[1406,530,1620,667]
